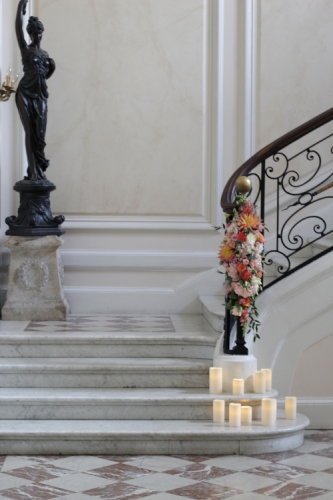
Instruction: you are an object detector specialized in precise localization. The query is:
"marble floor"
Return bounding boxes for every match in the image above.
[0,431,332,500]
[0,315,219,334]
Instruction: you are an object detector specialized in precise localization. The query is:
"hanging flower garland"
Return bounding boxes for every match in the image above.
[218,195,265,341]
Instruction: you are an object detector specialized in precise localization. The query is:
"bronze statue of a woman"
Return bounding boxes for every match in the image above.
[5,0,64,236]
[15,0,55,180]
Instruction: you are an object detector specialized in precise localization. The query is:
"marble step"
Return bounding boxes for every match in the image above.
[0,413,309,455]
[0,331,219,359]
[0,387,278,420]
[0,358,210,388]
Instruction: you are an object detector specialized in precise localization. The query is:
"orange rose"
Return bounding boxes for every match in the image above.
[236,263,247,274]
[256,233,265,243]
[241,271,252,281]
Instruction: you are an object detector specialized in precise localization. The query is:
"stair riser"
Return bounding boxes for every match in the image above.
[0,345,215,359]
[0,373,209,388]
[0,432,304,455]
[0,404,261,420]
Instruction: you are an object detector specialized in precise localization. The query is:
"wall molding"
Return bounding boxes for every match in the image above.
[244,0,259,159]
[62,215,216,231]
[0,267,223,314]
[1,249,219,271]
[32,0,224,232]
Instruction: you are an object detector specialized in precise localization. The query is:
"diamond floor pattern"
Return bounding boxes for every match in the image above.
[0,431,332,499]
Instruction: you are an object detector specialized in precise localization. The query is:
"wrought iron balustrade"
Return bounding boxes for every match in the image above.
[220,107,333,354]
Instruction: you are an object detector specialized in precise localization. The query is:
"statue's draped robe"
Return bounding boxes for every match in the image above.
[16,50,50,179]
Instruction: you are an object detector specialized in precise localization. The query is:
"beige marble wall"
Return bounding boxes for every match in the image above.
[259,0,333,149]
[36,0,205,216]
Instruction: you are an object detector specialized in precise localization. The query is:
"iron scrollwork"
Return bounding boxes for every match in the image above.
[247,132,333,288]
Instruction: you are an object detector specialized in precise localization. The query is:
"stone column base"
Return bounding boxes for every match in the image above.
[2,236,69,321]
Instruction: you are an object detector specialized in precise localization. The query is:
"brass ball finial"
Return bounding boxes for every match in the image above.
[235,176,252,194]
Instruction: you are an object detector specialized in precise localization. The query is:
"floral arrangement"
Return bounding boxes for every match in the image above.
[218,195,265,340]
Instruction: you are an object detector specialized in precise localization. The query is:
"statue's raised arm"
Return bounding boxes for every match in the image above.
[16,0,29,53]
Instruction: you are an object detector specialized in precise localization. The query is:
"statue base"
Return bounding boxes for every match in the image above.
[2,236,69,321]
[5,180,65,237]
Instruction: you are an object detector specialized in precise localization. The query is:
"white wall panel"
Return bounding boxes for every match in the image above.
[37,0,207,219]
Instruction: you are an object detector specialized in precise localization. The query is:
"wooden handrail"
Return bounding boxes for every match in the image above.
[221,106,333,213]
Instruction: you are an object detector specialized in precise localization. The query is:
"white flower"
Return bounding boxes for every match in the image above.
[246,233,256,245]
[251,276,261,285]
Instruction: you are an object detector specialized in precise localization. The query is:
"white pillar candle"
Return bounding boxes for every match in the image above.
[213,399,225,423]
[261,369,272,391]
[285,397,297,420]
[262,398,277,426]
[229,403,241,427]
[209,367,223,394]
[232,378,244,395]
[254,371,266,393]
[241,405,252,425]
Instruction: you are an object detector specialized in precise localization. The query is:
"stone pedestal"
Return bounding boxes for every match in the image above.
[2,236,69,321]
[213,354,257,393]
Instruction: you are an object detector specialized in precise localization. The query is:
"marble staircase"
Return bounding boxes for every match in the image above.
[0,315,309,455]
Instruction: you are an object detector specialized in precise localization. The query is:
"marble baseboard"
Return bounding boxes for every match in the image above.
[0,413,309,455]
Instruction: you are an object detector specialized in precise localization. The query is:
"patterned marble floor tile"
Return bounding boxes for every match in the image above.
[202,456,270,472]
[124,472,197,492]
[324,468,333,474]
[245,463,314,481]
[207,471,282,491]
[294,441,333,454]
[28,456,71,463]
[0,483,73,500]
[0,473,32,492]
[172,455,219,463]
[87,463,153,481]
[51,456,116,472]
[25,316,176,334]
[0,457,6,471]
[311,447,333,459]
[82,482,155,499]
[50,495,94,500]
[165,463,236,481]
[311,494,333,500]
[1,457,42,473]
[249,450,302,463]
[41,472,116,493]
[291,471,333,490]
[224,494,274,500]
[123,456,194,472]
[0,321,29,331]
[3,463,74,482]
[168,481,243,499]
[254,481,330,499]
[305,433,333,443]
[138,494,192,500]
[277,454,333,471]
